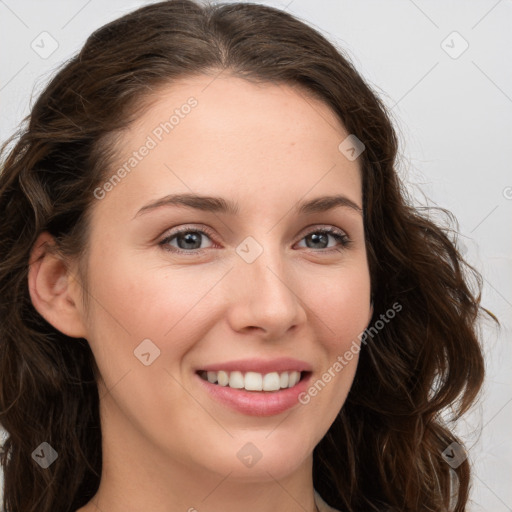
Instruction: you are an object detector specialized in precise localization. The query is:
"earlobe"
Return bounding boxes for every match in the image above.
[28,232,87,339]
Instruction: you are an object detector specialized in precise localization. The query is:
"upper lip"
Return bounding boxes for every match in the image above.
[197,357,312,374]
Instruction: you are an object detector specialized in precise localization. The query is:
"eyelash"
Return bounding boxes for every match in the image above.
[158,225,352,256]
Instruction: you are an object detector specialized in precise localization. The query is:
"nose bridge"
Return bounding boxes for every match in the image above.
[229,234,304,333]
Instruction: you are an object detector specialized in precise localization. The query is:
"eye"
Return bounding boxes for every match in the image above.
[159,225,351,256]
[159,226,216,255]
[295,227,351,252]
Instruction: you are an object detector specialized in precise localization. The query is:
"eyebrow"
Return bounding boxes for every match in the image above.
[133,193,363,219]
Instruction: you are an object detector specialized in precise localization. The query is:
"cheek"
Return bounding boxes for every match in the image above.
[299,263,370,417]
[86,249,206,338]
[81,253,206,432]
[308,261,372,348]
[81,249,232,391]
[300,267,370,415]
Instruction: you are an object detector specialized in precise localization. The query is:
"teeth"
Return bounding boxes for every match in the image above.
[288,370,300,387]
[245,372,263,391]
[200,370,304,391]
[217,370,229,386]
[229,371,244,389]
[262,372,280,391]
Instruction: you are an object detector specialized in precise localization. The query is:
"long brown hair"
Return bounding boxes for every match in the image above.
[0,1,498,511]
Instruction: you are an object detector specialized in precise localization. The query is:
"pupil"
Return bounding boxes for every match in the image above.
[308,232,327,249]
[179,232,201,249]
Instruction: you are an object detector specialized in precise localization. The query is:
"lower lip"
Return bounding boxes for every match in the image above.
[195,372,312,417]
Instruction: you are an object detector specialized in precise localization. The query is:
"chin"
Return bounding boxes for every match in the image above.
[199,432,314,481]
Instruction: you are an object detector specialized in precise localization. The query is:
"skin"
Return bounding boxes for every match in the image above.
[28,74,372,512]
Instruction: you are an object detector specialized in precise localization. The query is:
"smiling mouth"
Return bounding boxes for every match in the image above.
[197,370,309,392]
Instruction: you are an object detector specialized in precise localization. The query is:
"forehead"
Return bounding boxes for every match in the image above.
[93,74,363,221]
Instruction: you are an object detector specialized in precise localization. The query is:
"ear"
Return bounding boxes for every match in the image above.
[28,231,87,338]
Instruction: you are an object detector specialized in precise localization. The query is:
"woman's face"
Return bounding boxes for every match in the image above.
[77,74,372,482]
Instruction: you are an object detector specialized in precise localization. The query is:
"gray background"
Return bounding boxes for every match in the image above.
[1,0,511,510]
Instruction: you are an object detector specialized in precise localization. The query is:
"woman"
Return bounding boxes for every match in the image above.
[0,1,498,511]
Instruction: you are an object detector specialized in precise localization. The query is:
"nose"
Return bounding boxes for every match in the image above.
[225,243,307,339]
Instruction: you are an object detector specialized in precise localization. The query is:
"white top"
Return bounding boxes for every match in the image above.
[314,489,341,512]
